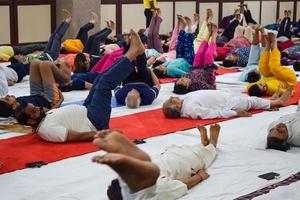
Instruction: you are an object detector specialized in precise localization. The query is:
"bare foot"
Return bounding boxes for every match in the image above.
[89,12,98,24]
[268,32,277,49]
[105,20,110,28]
[93,129,151,161]
[197,125,209,146]
[124,30,145,62]
[277,88,292,105]
[92,153,159,193]
[197,169,209,181]
[270,86,282,100]
[209,124,221,147]
[109,20,115,31]
[62,9,72,23]
[236,110,252,117]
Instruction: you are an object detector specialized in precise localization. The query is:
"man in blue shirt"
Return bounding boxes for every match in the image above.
[115,53,160,108]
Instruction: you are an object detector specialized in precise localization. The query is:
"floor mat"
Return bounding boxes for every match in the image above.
[0,83,299,175]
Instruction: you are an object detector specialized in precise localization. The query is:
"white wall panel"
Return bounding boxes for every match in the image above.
[0,6,10,44]
[279,1,294,20]
[199,2,219,25]
[159,2,173,34]
[261,1,277,25]
[100,4,116,35]
[175,1,196,19]
[18,5,51,43]
[122,4,145,33]
[222,2,239,19]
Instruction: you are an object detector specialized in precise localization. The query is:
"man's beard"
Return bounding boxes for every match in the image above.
[36,107,46,123]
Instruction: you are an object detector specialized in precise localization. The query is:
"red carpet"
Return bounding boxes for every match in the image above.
[0,83,299,174]
[159,68,240,83]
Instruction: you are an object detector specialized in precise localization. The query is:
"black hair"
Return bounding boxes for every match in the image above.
[281,51,289,58]
[293,60,300,71]
[8,56,19,64]
[0,101,14,117]
[74,53,88,73]
[107,179,123,200]
[223,59,236,67]
[174,82,190,94]
[152,60,164,68]
[153,68,167,78]
[266,137,290,152]
[247,71,261,83]
[163,105,181,118]
[248,84,265,97]
[15,103,30,125]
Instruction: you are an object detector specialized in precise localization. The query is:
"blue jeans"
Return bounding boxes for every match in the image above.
[84,57,134,130]
[239,44,263,82]
[44,21,70,60]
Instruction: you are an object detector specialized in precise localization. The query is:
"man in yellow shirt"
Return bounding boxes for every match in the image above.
[247,32,297,97]
[144,0,158,27]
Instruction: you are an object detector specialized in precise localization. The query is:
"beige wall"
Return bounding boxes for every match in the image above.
[199,2,218,24]
[175,1,196,19]
[100,4,116,35]
[159,2,173,35]
[261,1,277,25]
[18,5,51,43]
[279,1,294,19]
[222,2,239,18]
[122,4,145,33]
[0,6,10,44]
[56,0,101,40]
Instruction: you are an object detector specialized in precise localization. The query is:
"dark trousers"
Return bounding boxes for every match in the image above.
[83,28,112,55]
[84,57,135,130]
[144,9,153,28]
[278,17,292,39]
[13,44,46,55]
[123,53,153,87]
[244,10,257,25]
[76,23,95,44]
[222,19,240,41]
[44,21,70,60]
[7,63,30,83]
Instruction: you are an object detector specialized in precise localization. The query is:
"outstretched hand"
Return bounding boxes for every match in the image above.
[236,110,252,117]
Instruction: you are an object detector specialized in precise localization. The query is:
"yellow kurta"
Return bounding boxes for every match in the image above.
[0,46,14,61]
[247,48,297,95]
[61,39,84,53]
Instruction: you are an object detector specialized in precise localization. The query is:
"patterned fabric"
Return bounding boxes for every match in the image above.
[176,30,195,65]
[185,64,216,91]
[286,44,300,60]
[231,47,251,67]
[235,171,300,200]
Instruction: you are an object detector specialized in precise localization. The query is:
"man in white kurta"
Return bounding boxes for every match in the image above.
[181,90,270,119]
[120,144,216,200]
[268,101,300,147]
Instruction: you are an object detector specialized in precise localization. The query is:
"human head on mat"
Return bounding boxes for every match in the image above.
[247,32,297,97]
[162,89,292,119]
[266,100,300,152]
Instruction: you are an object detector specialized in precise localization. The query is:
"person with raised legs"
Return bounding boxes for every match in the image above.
[14,30,146,143]
[92,124,221,199]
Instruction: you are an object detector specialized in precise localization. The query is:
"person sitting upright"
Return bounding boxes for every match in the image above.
[14,30,145,143]
[247,32,297,97]
[266,100,300,152]
[162,88,292,119]
[92,124,221,200]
